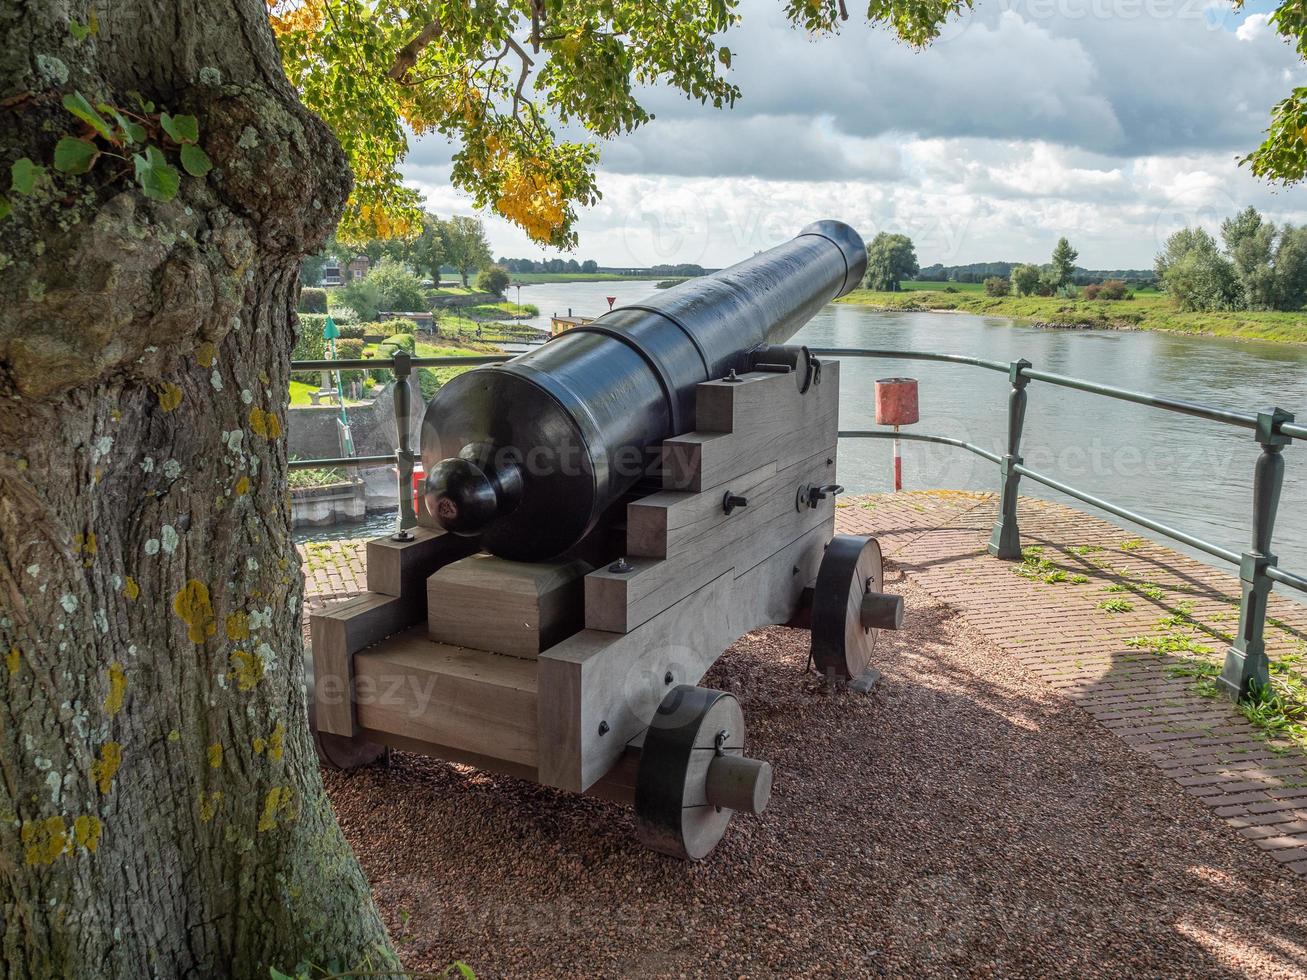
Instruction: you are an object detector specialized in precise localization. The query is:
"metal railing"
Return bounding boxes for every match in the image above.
[288,351,511,537]
[812,346,1302,704]
[289,345,1302,704]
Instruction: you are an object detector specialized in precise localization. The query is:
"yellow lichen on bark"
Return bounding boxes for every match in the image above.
[234,475,251,496]
[123,576,139,601]
[21,817,69,866]
[228,649,264,691]
[6,647,19,675]
[253,722,284,761]
[249,407,282,440]
[172,580,216,643]
[207,743,223,769]
[257,786,295,832]
[103,662,126,717]
[196,341,218,368]
[91,742,122,794]
[73,815,102,853]
[153,382,183,412]
[22,814,103,864]
[199,790,223,823]
[225,611,250,641]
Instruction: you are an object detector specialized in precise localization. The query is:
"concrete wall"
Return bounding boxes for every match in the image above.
[287,385,398,461]
[288,384,427,518]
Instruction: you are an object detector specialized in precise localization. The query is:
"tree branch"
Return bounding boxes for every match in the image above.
[388,19,444,82]
[506,36,535,120]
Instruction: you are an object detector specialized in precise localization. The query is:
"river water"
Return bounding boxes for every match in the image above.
[302,278,1307,582]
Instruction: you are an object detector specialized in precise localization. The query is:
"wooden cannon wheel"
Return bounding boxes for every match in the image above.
[810,534,889,681]
[304,656,388,771]
[635,685,773,861]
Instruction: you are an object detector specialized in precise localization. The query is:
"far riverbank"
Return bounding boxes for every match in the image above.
[837,288,1307,345]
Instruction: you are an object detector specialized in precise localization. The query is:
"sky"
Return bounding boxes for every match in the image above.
[401,0,1307,271]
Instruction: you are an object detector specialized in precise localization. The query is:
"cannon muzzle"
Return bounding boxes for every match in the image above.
[421,220,867,560]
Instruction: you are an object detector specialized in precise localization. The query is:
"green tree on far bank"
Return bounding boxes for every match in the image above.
[477,265,511,297]
[409,212,448,284]
[864,232,919,291]
[444,216,494,287]
[1156,228,1240,311]
[1050,237,1079,290]
[1158,207,1307,312]
[1010,263,1042,296]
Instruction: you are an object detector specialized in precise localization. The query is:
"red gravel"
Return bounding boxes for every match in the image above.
[325,568,1307,977]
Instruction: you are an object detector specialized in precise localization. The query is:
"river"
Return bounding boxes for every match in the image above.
[302,278,1307,582]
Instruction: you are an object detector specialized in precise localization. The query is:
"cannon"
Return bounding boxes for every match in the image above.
[308,220,904,860]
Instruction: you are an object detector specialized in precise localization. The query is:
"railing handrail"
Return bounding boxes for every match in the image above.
[811,347,1284,433]
[818,344,1301,706]
[292,354,511,371]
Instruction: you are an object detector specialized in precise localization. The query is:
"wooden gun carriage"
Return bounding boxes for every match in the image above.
[308,222,904,860]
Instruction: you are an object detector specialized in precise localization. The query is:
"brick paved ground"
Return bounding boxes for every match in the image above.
[300,490,1307,877]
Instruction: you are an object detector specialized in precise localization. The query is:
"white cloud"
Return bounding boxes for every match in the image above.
[1236,12,1273,42]
[397,0,1307,269]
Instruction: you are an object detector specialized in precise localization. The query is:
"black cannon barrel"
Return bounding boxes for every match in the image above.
[420,220,867,560]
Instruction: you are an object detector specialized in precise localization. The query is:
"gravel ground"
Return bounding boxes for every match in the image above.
[325,568,1307,978]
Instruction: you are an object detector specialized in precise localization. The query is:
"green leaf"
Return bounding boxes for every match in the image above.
[53,137,98,175]
[62,91,113,141]
[179,143,212,177]
[10,157,42,195]
[133,145,180,201]
[106,107,146,145]
[160,113,199,145]
[0,195,10,220]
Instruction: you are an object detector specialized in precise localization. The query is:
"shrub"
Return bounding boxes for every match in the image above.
[983,276,1010,297]
[417,367,442,402]
[323,304,360,326]
[334,338,366,384]
[943,285,959,293]
[1099,278,1129,300]
[292,314,327,363]
[476,264,510,296]
[381,317,418,335]
[1083,283,1101,300]
[337,278,382,321]
[298,287,328,313]
[381,333,416,354]
[521,303,540,316]
[1010,264,1041,296]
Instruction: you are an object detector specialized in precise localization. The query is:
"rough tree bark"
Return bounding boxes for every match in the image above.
[0,2,392,975]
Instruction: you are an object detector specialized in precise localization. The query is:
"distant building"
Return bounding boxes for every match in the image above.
[322,254,370,286]
[346,255,370,281]
[550,309,593,337]
[379,311,435,332]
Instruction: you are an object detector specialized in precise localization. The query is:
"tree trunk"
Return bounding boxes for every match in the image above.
[0,2,391,975]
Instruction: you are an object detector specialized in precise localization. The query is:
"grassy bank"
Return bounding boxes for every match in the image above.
[511,271,653,284]
[839,287,1307,344]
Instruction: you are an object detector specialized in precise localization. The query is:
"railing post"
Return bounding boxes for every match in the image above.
[1219,407,1293,701]
[988,358,1032,560]
[391,351,417,541]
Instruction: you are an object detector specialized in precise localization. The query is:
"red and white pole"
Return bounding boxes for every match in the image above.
[875,378,919,494]
[892,424,902,491]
